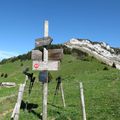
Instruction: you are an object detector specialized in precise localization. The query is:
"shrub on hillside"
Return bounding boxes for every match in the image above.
[48,72,53,83]
[112,62,116,68]
[101,62,106,65]
[113,48,120,54]
[4,73,8,78]
[72,48,88,60]
[21,63,23,66]
[103,66,109,70]
[1,73,4,77]
[63,47,72,54]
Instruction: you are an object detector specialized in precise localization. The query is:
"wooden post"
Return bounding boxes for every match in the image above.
[42,48,48,120]
[14,84,25,120]
[24,75,28,85]
[11,75,27,120]
[11,103,17,119]
[80,82,87,120]
[42,21,48,120]
[44,20,48,37]
[60,82,66,108]
[32,20,61,119]
[25,75,28,81]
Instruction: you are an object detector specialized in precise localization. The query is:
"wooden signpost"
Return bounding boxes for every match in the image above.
[35,37,53,47]
[31,50,42,60]
[33,61,59,71]
[32,49,63,61]
[32,20,63,120]
[48,49,63,61]
[42,47,48,120]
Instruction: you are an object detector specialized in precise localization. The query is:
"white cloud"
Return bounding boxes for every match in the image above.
[0,50,19,61]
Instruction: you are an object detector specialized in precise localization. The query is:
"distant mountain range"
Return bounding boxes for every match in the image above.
[64,38,120,69]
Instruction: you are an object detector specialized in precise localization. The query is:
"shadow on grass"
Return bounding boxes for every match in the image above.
[20,100,42,119]
[48,102,63,110]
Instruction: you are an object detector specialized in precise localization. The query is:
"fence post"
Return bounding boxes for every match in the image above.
[11,76,27,120]
[80,82,87,120]
[14,84,24,120]
[60,82,66,108]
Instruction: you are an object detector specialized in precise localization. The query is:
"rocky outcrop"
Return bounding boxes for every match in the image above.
[64,38,120,70]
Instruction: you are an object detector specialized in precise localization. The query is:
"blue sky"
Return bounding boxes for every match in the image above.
[0,0,120,59]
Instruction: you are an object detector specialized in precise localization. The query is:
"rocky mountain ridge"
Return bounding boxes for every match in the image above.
[64,38,120,69]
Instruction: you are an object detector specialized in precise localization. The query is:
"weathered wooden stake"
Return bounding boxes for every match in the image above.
[14,84,25,120]
[44,20,48,37]
[42,21,48,120]
[60,82,66,108]
[25,75,28,81]
[11,103,17,119]
[80,82,87,120]
[11,76,28,120]
[42,48,48,120]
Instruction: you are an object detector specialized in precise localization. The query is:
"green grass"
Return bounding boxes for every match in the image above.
[0,55,120,120]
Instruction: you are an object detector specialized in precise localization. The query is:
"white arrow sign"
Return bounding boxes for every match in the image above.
[33,61,59,71]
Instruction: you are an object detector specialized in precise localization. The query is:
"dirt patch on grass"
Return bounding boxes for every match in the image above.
[0,108,13,117]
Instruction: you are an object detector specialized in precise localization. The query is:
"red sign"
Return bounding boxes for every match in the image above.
[34,63,39,69]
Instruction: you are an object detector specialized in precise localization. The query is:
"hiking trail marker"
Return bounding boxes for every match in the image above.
[32,20,63,120]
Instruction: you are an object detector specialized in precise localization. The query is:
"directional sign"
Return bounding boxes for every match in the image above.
[31,50,42,60]
[33,61,59,71]
[48,49,63,61]
[35,36,53,47]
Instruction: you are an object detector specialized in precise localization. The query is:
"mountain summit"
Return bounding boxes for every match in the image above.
[64,38,120,69]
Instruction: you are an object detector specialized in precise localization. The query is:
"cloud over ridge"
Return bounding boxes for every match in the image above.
[0,50,19,60]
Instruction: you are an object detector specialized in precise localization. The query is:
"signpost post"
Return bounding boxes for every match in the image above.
[32,20,63,120]
[42,47,48,120]
[42,21,48,120]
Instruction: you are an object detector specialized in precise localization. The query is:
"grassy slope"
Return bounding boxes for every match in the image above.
[0,55,120,120]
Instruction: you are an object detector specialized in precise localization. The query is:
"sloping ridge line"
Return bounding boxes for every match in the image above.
[65,44,120,70]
